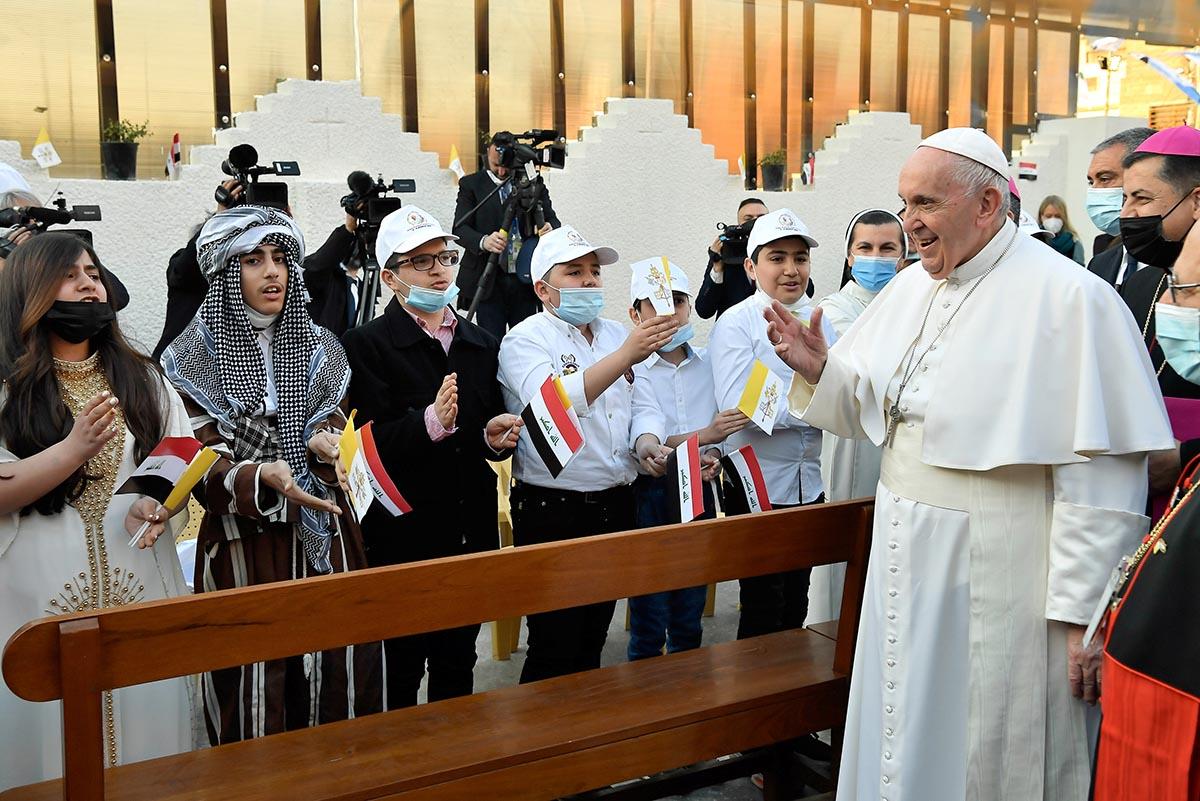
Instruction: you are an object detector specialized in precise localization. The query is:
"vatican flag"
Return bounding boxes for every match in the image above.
[32,127,61,169]
[448,145,465,180]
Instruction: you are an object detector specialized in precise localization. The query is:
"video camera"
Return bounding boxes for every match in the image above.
[715,219,754,263]
[0,192,102,258]
[215,144,300,210]
[490,129,567,171]
[340,170,417,329]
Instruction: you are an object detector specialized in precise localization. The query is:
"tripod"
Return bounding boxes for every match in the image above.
[458,169,548,324]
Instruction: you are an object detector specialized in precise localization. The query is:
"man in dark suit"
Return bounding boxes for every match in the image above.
[1085,127,1155,291]
[452,132,560,340]
[302,211,374,338]
[694,198,767,319]
[342,205,522,708]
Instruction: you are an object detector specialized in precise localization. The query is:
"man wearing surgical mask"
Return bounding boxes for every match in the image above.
[342,206,523,708]
[1084,127,1154,289]
[1116,126,1200,495]
[498,224,678,684]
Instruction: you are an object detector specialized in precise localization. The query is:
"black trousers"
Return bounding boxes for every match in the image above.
[383,624,481,709]
[512,481,636,684]
[729,495,824,640]
[469,272,540,341]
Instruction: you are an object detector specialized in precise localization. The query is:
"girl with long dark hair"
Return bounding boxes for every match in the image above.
[161,206,382,745]
[0,233,195,790]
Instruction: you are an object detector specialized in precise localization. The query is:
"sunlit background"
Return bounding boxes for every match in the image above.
[2,0,1198,181]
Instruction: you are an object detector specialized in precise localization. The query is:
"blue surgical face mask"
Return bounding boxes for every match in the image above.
[546,284,605,326]
[659,322,694,353]
[849,255,898,293]
[1155,302,1200,383]
[398,276,460,313]
[1086,187,1125,236]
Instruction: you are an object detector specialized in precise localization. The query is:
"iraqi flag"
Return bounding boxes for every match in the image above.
[115,436,218,510]
[164,132,182,179]
[720,444,772,514]
[521,374,584,478]
[358,421,411,516]
[667,434,705,523]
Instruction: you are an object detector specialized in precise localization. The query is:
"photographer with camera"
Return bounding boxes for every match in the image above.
[302,207,364,338]
[452,131,561,340]
[0,165,129,310]
[693,198,768,320]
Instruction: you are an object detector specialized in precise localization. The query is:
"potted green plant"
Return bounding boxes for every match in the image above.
[100,119,150,180]
[759,149,787,191]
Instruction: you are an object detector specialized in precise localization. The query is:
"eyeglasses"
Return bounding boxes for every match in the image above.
[391,250,460,272]
[1167,271,1200,304]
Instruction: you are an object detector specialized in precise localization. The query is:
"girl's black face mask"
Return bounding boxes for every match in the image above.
[1119,190,1199,269]
[43,300,115,344]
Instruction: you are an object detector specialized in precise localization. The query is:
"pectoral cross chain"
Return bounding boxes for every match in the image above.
[885,402,903,447]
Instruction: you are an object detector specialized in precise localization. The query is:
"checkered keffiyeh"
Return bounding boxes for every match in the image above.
[162,207,350,574]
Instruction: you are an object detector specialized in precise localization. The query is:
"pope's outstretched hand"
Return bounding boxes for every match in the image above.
[763,300,829,385]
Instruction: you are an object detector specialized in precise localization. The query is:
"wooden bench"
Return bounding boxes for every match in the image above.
[2,499,874,801]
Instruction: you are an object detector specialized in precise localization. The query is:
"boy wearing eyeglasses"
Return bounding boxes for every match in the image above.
[342,206,523,708]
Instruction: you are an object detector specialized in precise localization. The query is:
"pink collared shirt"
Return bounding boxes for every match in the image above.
[405,306,460,441]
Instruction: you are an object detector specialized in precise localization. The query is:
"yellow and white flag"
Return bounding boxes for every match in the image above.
[737,359,787,435]
[737,152,746,182]
[448,145,465,180]
[339,411,376,521]
[32,126,61,169]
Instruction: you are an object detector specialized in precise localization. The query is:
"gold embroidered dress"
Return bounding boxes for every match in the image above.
[0,352,195,791]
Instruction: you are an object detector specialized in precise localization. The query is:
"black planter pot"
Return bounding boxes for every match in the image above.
[101,142,139,180]
[761,163,786,191]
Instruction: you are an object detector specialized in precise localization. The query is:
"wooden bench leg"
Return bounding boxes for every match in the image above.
[760,742,797,801]
[703,582,716,618]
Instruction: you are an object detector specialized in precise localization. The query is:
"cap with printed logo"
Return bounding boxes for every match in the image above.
[629,257,691,305]
[746,208,819,255]
[375,205,458,266]
[530,224,619,283]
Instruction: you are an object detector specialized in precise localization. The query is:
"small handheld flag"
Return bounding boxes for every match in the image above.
[116,436,219,546]
[448,145,465,180]
[737,360,787,435]
[165,132,182,179]
[32,127,62,169]
[339,411,376,522]
[668,434,705,523]
[720,445,772,514]
[520,375,585,478]
[358,421,411,516]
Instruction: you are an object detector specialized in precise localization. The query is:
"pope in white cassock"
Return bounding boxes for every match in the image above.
[763,128,1174,801]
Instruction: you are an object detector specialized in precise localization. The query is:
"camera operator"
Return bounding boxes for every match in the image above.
[151,178,245,360]
[302,206,370,338]
[452,132,561,340]
[693,198,768,320]
[0,165,129,310]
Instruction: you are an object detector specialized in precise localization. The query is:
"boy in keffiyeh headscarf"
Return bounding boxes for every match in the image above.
[162,205,382,745]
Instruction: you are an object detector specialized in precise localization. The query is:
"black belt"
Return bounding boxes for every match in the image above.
[513,480,632,506]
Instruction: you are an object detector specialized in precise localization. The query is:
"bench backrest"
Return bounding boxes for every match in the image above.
[3,499,874,801]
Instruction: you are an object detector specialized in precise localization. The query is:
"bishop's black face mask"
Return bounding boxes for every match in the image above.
[1118,189,1199,269]
[43,300,116,344]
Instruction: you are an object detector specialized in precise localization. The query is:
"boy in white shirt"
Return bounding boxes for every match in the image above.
[498,225,678,683]
[709,208,838,639]
[627,259,749,660]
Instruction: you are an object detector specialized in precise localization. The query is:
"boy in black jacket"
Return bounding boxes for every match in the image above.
[342,205,522,707]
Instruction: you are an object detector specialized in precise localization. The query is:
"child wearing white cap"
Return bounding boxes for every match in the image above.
[709,208,838,639]
[626,258,750,661]
[342,205,523,707]
[497,224,679,683]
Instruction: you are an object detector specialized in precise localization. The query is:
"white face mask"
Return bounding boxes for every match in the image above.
[1041,217,1064,235]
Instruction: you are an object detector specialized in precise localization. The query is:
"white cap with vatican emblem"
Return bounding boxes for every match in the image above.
[746,208,819,256]
[374,205,458,266]
[917,127,1011,178]
[529,224,620,283]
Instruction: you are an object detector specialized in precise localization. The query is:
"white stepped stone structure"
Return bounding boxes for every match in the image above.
[1,78,1103,351]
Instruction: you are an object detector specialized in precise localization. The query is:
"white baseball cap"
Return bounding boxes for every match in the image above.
[918,127,1011,178]
[530,224,619,284]
[746,208,819,256]
[375,205,458,266]
[629,257,691,305]
[1017,209,1048,238]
